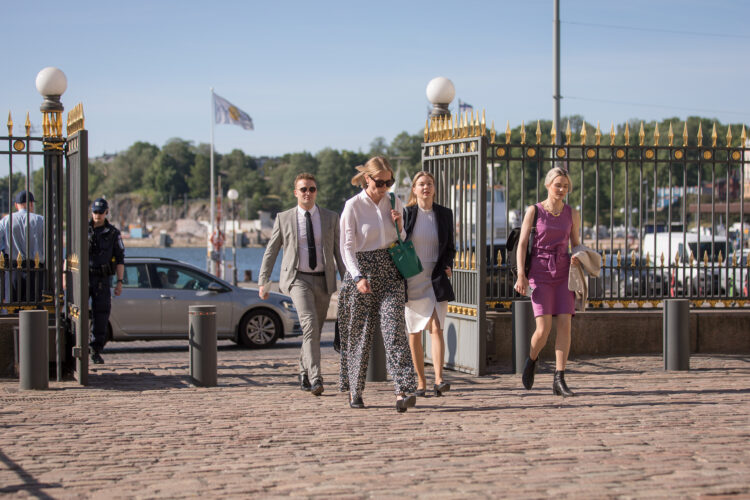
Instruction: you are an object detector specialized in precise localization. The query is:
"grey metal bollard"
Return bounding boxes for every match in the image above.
[663,299,690,371]
[189,305,217,386]
[366,329,387,382]
[512,300,535,374]
[19,310,49,390]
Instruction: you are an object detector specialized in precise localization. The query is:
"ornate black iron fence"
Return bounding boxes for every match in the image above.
[423,113,749,311]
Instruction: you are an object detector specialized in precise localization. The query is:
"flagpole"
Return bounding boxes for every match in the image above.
[209,87,216,274]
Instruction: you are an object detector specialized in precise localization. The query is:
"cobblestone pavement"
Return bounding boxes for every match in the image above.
[1,322,749,499]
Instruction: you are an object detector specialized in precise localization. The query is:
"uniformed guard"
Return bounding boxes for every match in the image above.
[88,198,125,364]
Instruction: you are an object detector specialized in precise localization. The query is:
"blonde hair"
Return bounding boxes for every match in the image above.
[406,171,435,207]
[544,167,572,189]
[351,156,393,188]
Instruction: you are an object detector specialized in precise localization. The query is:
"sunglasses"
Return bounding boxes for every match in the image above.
[92,210,106,215]
[368,176,395,188]
[298,186,317,193]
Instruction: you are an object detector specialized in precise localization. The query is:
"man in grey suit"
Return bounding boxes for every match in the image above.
[258,173,346,396]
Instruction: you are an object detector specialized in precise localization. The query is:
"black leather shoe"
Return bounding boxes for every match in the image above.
[434,382,451,397]
[91,352,104,365]
[349,394,365,408]
[522,356,537,390]
[396,394,416,412]
[310,379,324,396]
[414,389,426,397]
[552,370,575,397]
[299,374,311,391]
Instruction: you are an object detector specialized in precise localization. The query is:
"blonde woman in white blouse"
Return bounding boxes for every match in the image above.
[403,171,456,397]
[337,156,417,413]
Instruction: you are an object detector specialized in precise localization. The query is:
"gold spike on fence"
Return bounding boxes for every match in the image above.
[25,113,30,136]
[520,121,526,145]
[741,125,747,145]
[565,119,571,145]
[580,122,587,145]
[67,103,85,135]
[616,250,621,267]
[711,123,717,148]
[609,123,616,146]
[481,109,486,138]
[660,253,664,266]
[550,124,557,145]
[668,122,674,147]
[7,111,12,136]
[490,121,496,144]
[703,250,708,266]
[0,253,5,269]
[630,250,636,267]
[536,120,542,145]
[505,121,511,145]
[595,122,602,146]
[34,253,40,269]
[683,122,689,147]
[424,119,429,142]
[638,122,645,146]
[624,122,630,146]
[471,252,476,270]
[718,251,723,266]
[497,250,503,266]
[697,122,703,148]
[645,253,650,267]
[726,125,732,148]
[16,253,22,268]
[674,252,680,266]
[653,123,660,146]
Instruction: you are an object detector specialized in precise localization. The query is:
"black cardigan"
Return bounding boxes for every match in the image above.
[403,203,456,303]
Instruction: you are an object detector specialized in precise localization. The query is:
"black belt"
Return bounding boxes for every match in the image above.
[298,271,325,277]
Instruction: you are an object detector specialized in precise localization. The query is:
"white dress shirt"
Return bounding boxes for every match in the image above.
[340,189,406,278]
[296,205,324,273]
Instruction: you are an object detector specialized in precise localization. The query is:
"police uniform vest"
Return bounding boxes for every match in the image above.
[88,220,122,276]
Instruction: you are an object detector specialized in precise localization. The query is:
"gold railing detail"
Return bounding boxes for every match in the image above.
[668,122,674,147]
[595,121,602,146]
[697,122,703,147]
[67,103,85,135]
[638,121,645,146]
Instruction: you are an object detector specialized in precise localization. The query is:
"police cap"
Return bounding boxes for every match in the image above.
[92,198,109,213]
[15,191,35,204]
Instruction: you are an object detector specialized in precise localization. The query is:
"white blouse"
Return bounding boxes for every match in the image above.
[408,207,439,263]
[340,189,407,278]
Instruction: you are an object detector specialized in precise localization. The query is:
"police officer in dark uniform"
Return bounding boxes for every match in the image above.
[88,198,125,364]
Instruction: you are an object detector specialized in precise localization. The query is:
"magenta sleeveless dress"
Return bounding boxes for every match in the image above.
[528,203,575,317]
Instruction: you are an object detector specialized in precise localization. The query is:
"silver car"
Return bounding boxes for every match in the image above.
[107,257,300,347]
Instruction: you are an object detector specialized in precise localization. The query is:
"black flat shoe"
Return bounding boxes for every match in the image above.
[349,394,365,408]
[299,374,311,391]
[522,357,537,390]
[414,389,426,397]
[396,394,416,413]
[91,352,104,365]
[552,370,575,397]
[434,382,451,397]
[310,379,324,396]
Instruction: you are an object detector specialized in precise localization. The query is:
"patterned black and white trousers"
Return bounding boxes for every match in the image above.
[338,248,416,397]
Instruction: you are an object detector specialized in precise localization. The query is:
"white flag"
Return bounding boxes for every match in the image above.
[214,93,254,130]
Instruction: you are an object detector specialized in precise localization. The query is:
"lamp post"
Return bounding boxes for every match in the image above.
[227,188,239,285]
[426,77,455,118]
[36,66,67,382]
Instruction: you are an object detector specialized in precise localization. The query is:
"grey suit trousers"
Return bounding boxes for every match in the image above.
[288,272,330,381]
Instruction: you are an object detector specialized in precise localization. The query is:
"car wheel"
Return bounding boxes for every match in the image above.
[239,308,281,348]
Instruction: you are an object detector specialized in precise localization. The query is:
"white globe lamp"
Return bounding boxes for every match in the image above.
[36,67,67,112]
[426,76,455,118]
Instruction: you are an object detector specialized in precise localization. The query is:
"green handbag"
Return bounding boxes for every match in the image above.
[387,193,423,279]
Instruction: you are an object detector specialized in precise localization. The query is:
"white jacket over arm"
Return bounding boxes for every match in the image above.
[568,244,602,311]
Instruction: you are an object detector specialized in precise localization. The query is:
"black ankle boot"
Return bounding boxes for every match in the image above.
[522,356,537,390]
[552,370,574,397]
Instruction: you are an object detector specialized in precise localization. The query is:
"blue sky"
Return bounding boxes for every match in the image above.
[4,0,749,159]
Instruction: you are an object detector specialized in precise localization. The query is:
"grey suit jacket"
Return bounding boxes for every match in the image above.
[258,206,346,296]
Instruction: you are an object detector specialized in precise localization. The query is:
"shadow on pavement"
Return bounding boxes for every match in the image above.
[0,450,60,498]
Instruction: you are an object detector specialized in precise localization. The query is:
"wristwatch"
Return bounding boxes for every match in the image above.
[354,275,365,283]
[116,279,123,283]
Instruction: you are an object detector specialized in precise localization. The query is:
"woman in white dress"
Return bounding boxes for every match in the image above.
[403,171,456,397]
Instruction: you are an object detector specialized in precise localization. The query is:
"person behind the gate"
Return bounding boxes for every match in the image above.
[337,156,417,412]
[0,191,45,303]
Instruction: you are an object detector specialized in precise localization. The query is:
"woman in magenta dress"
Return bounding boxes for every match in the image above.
[514,167,580,397]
